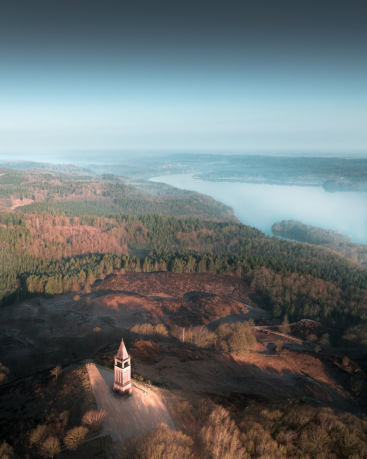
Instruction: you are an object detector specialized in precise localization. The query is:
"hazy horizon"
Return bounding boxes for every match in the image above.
[0,149,367,166]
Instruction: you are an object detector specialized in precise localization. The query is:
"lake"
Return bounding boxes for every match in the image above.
[150,174,367,244]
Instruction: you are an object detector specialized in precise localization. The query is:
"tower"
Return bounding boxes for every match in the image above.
[113,339,132,397]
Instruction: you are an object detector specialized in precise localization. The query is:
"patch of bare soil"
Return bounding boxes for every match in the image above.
[93,272,266,327]
[95,291,251,328]
[94,272,257,304]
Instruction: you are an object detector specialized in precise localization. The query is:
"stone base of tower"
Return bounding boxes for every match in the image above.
[113,382,132,397]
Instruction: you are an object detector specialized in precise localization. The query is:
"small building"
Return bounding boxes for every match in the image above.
[113,339,132,397]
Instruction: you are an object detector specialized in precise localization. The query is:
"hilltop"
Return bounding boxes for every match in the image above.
[1,163,367,458]
[1,270,367,457]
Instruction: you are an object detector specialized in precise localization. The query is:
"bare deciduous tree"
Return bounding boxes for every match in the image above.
[200,406,249,459]
[29,425,49,447]
[138,423,194,459]
[64,426,88,450]
[82,410,107,431]
[40,436,61,459]
[0,440,14,459]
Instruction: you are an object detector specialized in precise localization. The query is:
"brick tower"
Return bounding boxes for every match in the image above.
[113,339,132,397]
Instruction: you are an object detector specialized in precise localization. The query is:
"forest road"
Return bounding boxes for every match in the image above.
[86,364,175,443]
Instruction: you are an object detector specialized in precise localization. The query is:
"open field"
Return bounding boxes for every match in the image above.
[126,334,358,413]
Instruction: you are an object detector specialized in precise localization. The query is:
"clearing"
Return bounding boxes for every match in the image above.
[87,363,175,442]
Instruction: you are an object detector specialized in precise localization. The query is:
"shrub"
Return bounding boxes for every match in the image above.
[215,321,256,354]
[350,373,367,396]
[318,333,330,348]
[343,324,367,352]
[274,340,283,352]
[154,323,169,338]
[279,315,291,334]
[306,334,318,343]
[185,326,216,348]
[50,365,62,380]
[131,323,155,338]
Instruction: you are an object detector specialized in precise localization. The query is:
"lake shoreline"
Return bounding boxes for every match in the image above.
[149,174,367,244]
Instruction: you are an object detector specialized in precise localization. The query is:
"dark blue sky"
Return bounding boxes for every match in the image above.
[1,0,366,154]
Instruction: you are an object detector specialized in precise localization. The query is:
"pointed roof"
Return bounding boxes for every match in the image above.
[116,339,129,360]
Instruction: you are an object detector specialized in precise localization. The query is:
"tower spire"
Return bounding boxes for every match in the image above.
[116,339,129,360]
[113,339,132,397]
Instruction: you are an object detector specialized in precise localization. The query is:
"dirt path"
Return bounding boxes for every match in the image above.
[86,364,175,443]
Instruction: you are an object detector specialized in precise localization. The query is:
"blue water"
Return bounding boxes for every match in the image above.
[150,174,367,244]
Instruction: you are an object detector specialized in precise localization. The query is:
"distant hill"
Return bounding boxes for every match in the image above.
[272,220,353,245]
[272,219,367,264]
[0,167,237,221]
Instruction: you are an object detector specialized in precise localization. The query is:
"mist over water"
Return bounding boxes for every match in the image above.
[151,174,367,244]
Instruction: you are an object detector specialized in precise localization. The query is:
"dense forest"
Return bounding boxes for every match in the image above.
[0,167,235,221]
[1,209,366,351]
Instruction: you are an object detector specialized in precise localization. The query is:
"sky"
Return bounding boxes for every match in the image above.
[0,0,366,155]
